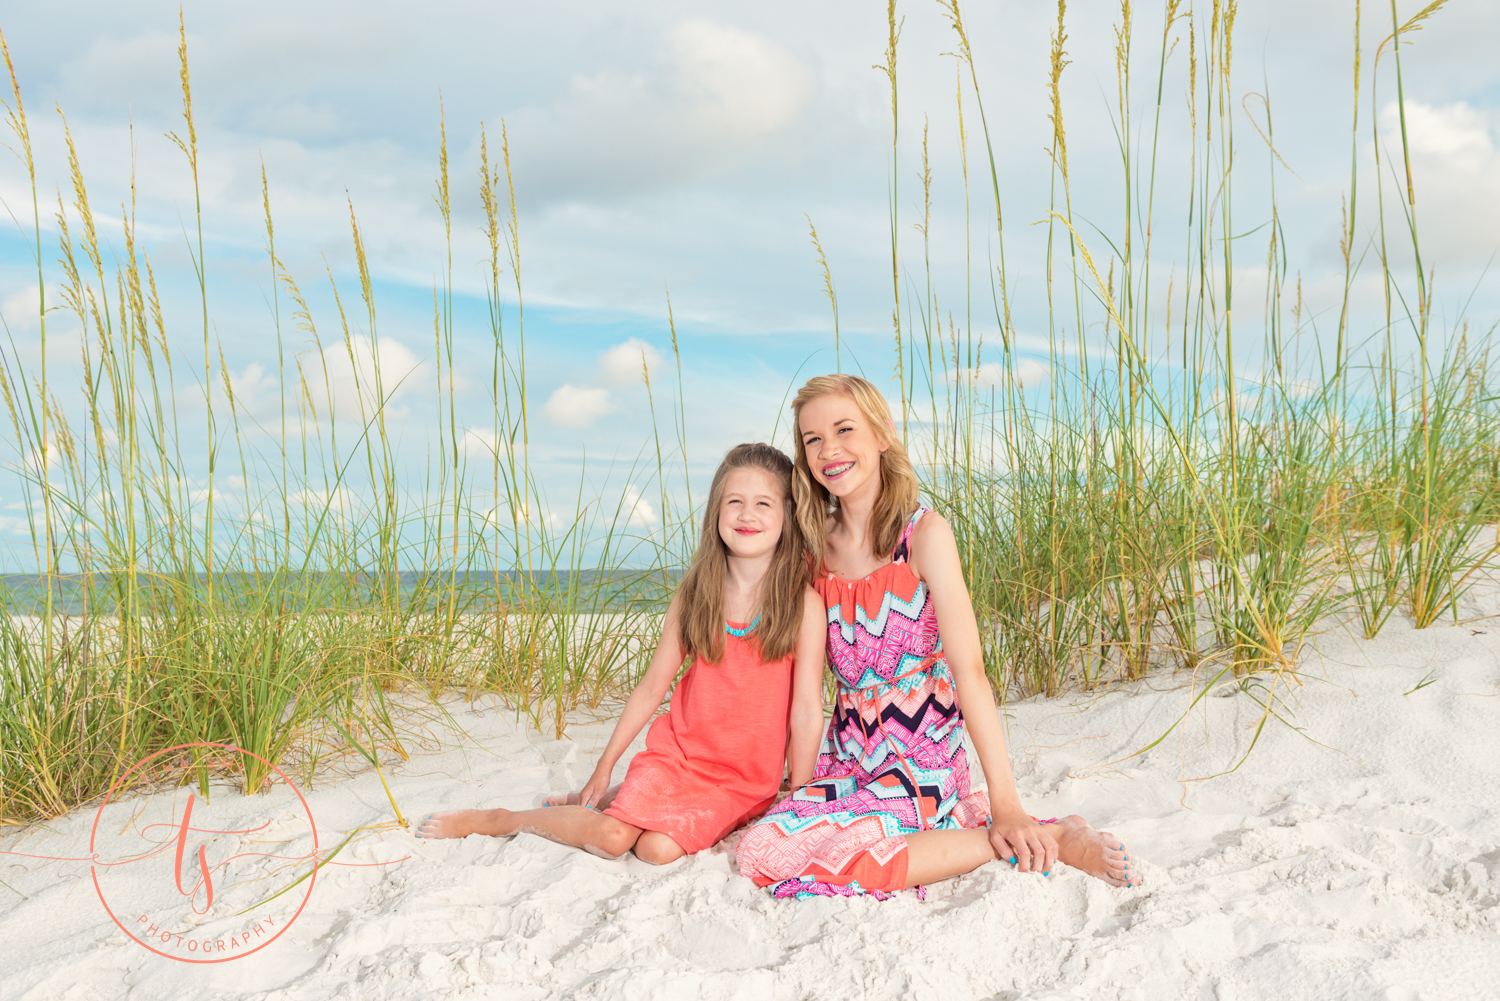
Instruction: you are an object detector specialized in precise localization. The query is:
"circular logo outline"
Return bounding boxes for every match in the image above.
[89,741,320,964]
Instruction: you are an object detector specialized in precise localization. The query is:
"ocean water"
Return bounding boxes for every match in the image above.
[0,568,678,616]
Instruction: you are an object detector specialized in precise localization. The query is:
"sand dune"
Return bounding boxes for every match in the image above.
[3,586,1498,1000]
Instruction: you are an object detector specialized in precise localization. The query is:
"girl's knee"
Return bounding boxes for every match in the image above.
[634,831,686,865]
[589,816,641,858]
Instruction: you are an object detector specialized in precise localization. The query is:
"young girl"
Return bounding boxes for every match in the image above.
[417,443,827,864]
[736,375,1136,898]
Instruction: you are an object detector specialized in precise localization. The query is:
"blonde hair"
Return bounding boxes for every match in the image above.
[790,374,921,568]
[676,443,807,664]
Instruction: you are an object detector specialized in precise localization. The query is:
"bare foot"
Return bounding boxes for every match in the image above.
[1052,814,1136,888]
[415,808,514,840]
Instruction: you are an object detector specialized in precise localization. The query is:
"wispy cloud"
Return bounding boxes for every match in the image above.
[296,336,429,424]
[507,19,816,204]
[962,359,1050,389]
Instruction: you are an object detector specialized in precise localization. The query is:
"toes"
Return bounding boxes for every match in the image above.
[415,812,457,839]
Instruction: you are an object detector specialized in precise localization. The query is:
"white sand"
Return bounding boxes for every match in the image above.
[4,594,1498,1000]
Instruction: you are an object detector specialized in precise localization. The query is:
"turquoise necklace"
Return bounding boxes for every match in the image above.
[724,612,761,637]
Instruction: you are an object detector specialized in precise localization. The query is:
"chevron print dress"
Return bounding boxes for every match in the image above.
[735,507,992,899]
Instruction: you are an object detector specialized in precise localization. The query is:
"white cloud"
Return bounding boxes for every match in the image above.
[1378,100,1500,264]
[622,484,657,528]
[667,19,811,135]
[290,486,356,513]
[298,335,427,423]
[1391,99,1493,162]
[966,359,1050,389]
[599,338,663,387]
[544,384,612,429]
[460,427,499,460]
[1282,377,1325,400]
[22,444,57,477]
[224,361,282,417]
[1208,387,1263,415]
[1,286,42,333]
[510,18,816,202]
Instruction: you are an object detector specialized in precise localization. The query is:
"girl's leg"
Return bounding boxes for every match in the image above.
[416,806,643,859]
[901,815,1133,888]
[633,830,686,865]
[901,828,998,887]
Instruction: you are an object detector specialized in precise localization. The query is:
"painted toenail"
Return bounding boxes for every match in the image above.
[1043,871,1050,876]
[1009,857,1017,864]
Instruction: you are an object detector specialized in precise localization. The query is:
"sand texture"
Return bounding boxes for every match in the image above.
[3,593,1499,1000]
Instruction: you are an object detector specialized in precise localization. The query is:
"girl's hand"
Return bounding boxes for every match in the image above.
[988,807,1058,874]
[577,763,614,810]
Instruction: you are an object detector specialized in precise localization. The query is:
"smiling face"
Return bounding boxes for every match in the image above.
[797,392,890,503]
[716,465,786,560]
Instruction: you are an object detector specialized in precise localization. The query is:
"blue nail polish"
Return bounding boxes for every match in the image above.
[1043,870,1050,876]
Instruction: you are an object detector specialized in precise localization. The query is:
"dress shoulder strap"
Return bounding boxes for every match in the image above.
[892,506,929,564]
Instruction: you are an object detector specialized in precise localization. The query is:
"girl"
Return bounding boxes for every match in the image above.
[736,375,1136,898]
[417,443,827,865]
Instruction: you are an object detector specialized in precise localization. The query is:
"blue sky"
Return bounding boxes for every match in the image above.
[1,1,1498,566]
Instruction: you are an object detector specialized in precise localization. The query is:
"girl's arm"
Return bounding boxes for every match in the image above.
[910,513,1059,876]
[576,594,687,808]
[785,586,828,789]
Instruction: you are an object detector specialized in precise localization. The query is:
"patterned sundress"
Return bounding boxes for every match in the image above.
[735,507,992,899]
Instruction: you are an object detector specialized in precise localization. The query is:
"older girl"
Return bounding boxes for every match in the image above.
[419,443,826,864]
[736,376,1135,898]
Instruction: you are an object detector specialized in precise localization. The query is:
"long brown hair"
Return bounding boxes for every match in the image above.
[677,443,807,664]
[790,374,921,568]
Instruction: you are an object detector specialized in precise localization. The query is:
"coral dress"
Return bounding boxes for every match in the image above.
[735,507,992,898]
[604,624,795,854]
